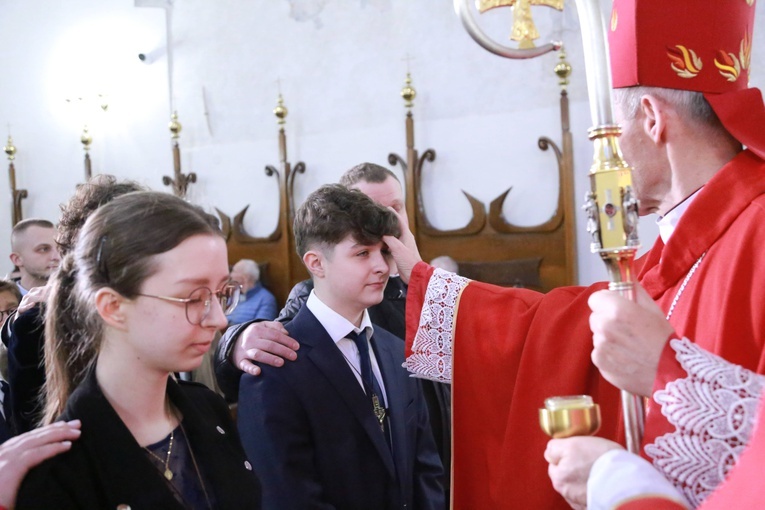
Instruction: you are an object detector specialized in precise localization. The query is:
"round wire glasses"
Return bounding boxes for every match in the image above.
[0,308,18,323]
[136,283,241,325]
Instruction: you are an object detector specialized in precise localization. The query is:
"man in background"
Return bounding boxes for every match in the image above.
[8,220,60,296]
[227,259,278,325]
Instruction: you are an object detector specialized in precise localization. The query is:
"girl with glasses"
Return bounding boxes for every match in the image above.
[0,279,21,329]
[15,191,261,509]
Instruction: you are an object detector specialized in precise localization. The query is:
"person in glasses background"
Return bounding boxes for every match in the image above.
[0,281,20,332]
[15,191,261,509]
[0,280,22,442]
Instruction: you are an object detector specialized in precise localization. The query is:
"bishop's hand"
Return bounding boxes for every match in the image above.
[382,206,421,284]
[588,284,675,397]
[545,436,622,509]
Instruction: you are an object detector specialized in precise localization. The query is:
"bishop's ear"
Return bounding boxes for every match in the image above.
[639,94,667,145]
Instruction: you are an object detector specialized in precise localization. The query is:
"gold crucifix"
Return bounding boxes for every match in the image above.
[371,394,387,431]
[477,0,564,49]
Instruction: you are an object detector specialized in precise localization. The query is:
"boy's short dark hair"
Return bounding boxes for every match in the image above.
[339,163,400,188]
[294,184,401,258]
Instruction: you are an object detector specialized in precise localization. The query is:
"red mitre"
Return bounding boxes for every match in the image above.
[608,0,765,159]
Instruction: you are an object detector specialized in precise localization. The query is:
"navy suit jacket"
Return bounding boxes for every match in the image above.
[238,306,444,510]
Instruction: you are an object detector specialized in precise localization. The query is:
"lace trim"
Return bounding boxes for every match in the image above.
[645,338,765,507]
[403,268,470,383]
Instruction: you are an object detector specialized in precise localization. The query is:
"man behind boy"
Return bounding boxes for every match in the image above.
[238,184,444,509]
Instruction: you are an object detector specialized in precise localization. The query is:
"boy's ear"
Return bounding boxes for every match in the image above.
[94,287,128,331]
[303,250,325,279]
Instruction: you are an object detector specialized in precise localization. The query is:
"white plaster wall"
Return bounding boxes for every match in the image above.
[1,0,764,287]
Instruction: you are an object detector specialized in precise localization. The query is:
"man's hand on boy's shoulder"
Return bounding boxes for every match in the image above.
[232,321,300,376]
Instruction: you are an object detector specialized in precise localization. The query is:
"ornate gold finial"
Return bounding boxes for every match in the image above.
[478,0,564,50]
[274,94,288,126]
[4,135,16,161]
[554,46,572,89]
[169,112,182,140]
[401,73,417,109]
[80,126,93,152]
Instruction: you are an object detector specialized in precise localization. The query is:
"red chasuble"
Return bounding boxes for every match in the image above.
[405,150,765,509]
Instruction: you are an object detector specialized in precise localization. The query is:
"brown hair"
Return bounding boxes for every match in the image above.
[42,191,221,424]
[56,174,147,257]
[0,279,22,302]
[294,184,401,259]
[339,162,400,188]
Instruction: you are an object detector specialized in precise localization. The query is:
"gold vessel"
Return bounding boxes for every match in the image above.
[539,395,601,438]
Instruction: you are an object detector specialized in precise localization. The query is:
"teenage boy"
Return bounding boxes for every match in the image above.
[238,184,444,509]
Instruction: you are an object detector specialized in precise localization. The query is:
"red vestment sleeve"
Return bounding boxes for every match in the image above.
[405,262,620,509]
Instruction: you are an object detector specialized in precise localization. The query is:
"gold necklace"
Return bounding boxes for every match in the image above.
[145,431,175,480]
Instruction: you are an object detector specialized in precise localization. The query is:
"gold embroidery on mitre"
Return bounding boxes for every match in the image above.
[746,0,754,7]
[667,45,702,79]
[740,32,752,72]
[715,49,742,82]
[611,9,618,31]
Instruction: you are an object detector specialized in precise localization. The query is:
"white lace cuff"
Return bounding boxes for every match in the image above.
[645,338,765,507]
[403,268,470,383]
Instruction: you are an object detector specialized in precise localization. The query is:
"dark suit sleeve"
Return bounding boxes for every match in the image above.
[238,370,336,510]
[6,306,46,434]
[275,280,312,323]
[214,279,313,402]
[213,319,258,402]
[412,379,447,510]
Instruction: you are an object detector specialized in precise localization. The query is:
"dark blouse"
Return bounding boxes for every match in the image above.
[144,422,217,510]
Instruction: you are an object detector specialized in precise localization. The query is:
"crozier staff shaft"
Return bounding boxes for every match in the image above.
[575,0,644,454]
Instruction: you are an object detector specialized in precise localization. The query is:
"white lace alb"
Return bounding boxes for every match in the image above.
[403,268,470,383]
[645,338,765,507]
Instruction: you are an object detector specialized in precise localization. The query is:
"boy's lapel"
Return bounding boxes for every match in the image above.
[295,308,397,477]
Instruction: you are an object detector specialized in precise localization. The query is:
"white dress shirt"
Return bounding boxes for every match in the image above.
[306,290,388,406]
[657,189,702,244]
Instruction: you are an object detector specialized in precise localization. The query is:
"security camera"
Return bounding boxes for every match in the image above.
[137,48,164,65]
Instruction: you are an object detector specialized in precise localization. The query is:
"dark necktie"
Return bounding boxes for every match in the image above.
[348,330,390,443]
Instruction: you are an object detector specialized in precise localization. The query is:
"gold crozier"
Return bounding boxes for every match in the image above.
[477,0,564,49]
